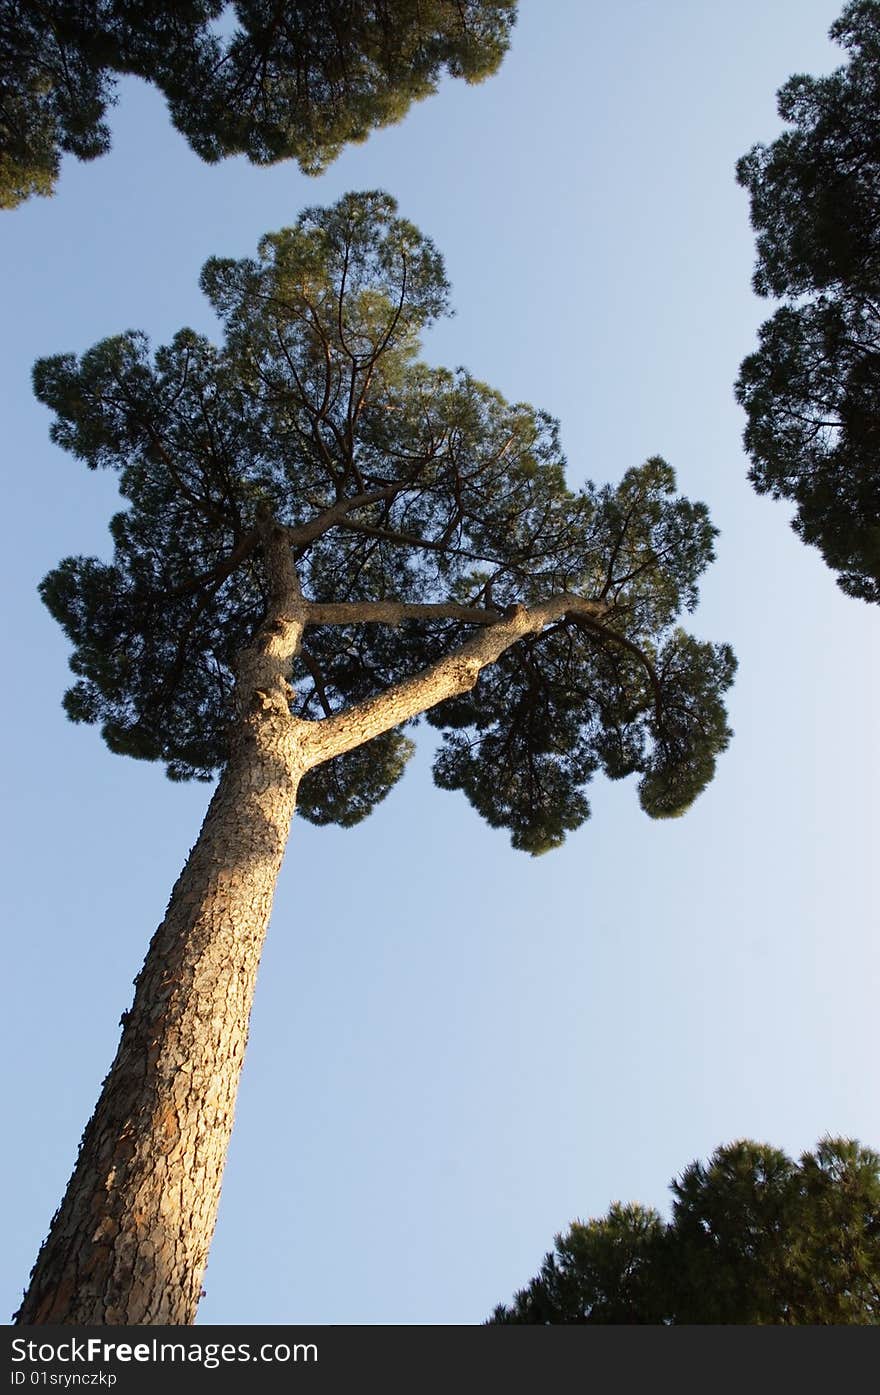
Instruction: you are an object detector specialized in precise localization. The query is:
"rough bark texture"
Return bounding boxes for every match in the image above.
[15,520,307,1326]
[16,516,608,1323]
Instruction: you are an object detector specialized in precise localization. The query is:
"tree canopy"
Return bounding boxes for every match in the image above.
[18,189,738,1324]
[490,1137,880,1324]
[37,190,735,856]
[0,0,516,209]
[735,0,880,602]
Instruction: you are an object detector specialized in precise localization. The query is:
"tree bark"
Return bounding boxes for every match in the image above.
[15,518,307,1326]
[16,730,303,1324]
[16,536,611,1323]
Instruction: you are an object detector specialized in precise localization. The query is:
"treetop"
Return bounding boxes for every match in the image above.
[737,0,880,300]
[491,1136,880,1324]
[37,191,735,853]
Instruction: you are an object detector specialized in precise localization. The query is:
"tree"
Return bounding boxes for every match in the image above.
[489,1202,669,1325]
[735,0,880,603]
[0,0,517,209]
[15,191,735,1324]
[489,1137,880,1323]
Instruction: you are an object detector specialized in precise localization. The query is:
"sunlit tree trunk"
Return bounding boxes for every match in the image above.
[16,520,306,1325]
[15,516,610,1324]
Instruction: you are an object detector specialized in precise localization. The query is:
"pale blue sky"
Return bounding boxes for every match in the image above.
[2,0,877,1324]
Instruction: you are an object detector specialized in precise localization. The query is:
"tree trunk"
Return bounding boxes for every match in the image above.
[15,507,611,1323]
[16,517,306,1326]
[15,714,304,1324]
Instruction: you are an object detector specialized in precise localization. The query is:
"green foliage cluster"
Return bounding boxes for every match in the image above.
[37,192,734,854]
[0,0,516,208]
[490,1138,880,1324]
[736,0,880,602]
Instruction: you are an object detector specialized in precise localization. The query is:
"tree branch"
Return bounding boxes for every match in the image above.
[298,647,334,717]
[300,594,609,768]
[334,515,489,564]
[561,611,665,714]
[162,529,260,600]
[305,600,502,626]
[285,482,409,550]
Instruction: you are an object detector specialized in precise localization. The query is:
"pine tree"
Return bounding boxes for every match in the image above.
[16,191,734,1324]
[735,0,880,602]
[490,1137,880,1323]
[0,0,517,209]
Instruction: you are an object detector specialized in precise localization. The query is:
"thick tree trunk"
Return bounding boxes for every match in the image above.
[16,501,611,1325]
[16,519,307,1326]
[15,712,304,1324]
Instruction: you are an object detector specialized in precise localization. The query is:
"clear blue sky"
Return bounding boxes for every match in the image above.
[2,0,877,1324]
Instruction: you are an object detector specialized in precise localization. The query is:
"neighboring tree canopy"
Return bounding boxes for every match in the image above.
[37,190,735,855]
[490,1137,880,1324]
[0,0,516,209]
[735,0,880,603]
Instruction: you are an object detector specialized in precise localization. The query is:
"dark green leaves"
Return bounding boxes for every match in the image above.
[490,1203,667,1324]
[0,1,222,208]
[736,0,880,600]
[297,729,415,827]
[429,622,735,853]
[428,464,733,851]
[431,636,599,855]
[668,1138,880,1324]
[173,0,517,174]
[199,189,450,410]
[637,631,736,819]
[39,536,261,779]
[37,193,733,846]
[0,2,516,207]
[736,298,880,602]
[737,0,880,300]
[490,1138,880,1324]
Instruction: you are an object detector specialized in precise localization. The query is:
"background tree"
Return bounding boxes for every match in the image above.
[735,0,880,603]
[489,1202,668,1324]
[490,1137,880,1323]
[0,0,517,209]
[14,191,734,1325]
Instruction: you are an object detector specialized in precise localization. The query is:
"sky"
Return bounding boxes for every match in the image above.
[1,0,877,1326]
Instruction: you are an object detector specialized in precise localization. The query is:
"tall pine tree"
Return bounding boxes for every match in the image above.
[16,192,735,1324]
